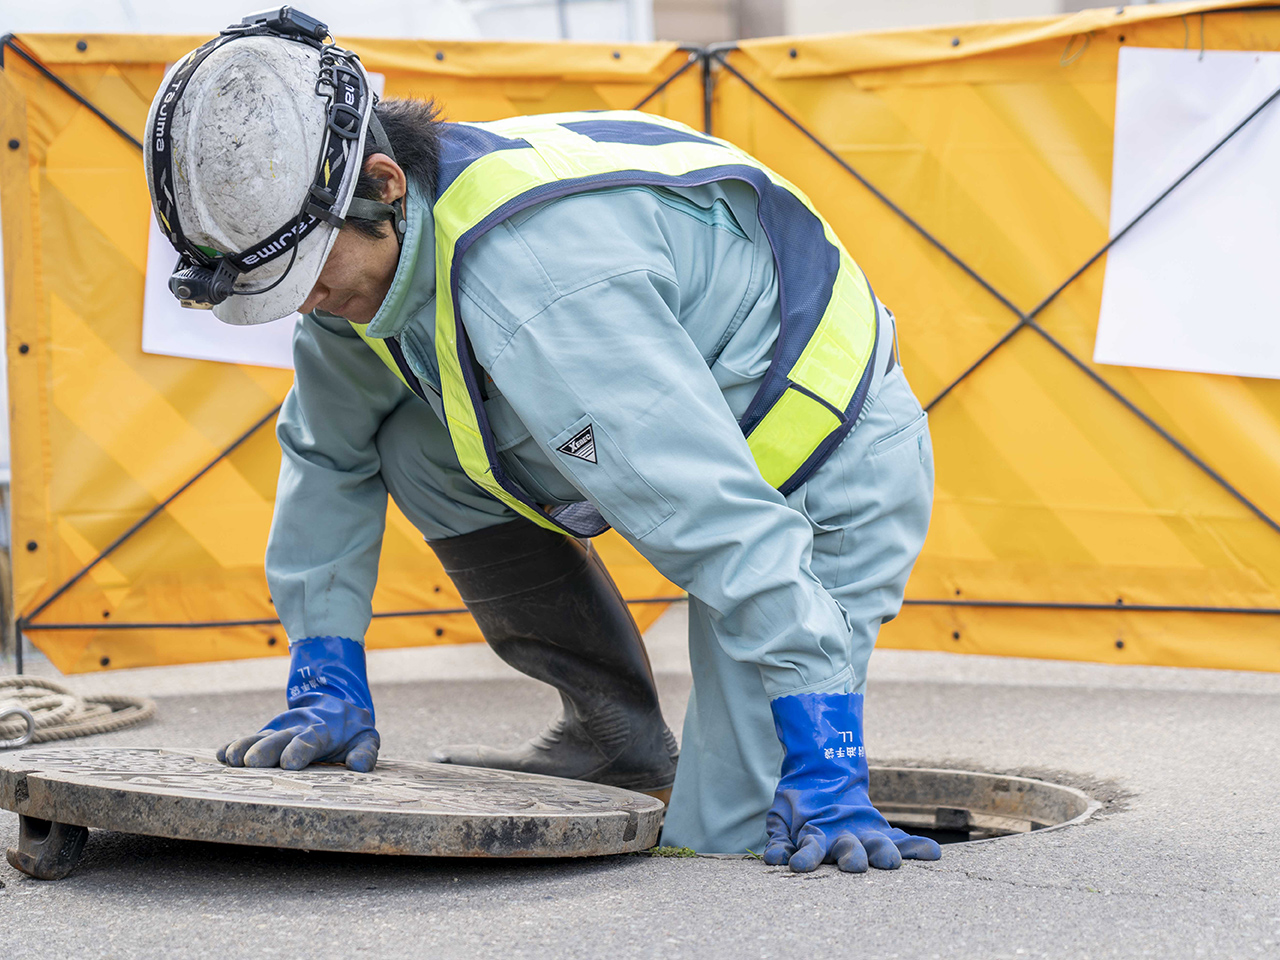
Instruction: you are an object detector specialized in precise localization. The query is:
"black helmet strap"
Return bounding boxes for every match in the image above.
[153,6,378,308]
[344,110,409,241]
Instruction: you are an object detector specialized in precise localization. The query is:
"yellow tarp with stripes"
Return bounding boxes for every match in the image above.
[4,0,1280,673]
[1,34,696,672]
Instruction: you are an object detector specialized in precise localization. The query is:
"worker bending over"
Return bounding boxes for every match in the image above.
[144,8,940,873]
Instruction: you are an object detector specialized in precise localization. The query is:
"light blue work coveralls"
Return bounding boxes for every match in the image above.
[266,169,934,854]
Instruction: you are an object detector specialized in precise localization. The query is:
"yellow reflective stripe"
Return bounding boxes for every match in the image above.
[430,230,565,533]
[507,502,567,534]
[456,121,867,328]
[432,115,879,517]
[444,404,564,532]
[787,255,876,411]
[746,389,841,489]
[348,321,414,391]
[437,141,774,230]
[434,148,549,246]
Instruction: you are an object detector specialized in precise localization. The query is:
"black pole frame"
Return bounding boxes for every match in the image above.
[712,45,1280,537]
[709,50,1280,538]
[5,25,1280,674]
[0,36,144,150]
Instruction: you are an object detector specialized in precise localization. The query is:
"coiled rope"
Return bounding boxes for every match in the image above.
[0,676,156,749]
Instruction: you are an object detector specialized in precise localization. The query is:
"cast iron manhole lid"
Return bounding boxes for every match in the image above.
[0,747,664,879]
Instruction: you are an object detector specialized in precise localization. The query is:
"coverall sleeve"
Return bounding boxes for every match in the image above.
[266,311,413,644]
[472,272,855,699]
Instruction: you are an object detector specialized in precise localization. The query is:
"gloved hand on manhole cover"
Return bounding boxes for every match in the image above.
[217,636,381,773]
[766,692,942,873]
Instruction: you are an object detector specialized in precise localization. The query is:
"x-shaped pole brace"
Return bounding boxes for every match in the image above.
[707,48,1280,540]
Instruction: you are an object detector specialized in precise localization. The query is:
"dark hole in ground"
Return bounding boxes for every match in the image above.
[881,821,1048,844]
[871,766,1096,844]
[890,824,967,844]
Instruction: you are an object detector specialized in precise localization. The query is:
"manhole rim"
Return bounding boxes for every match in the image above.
[870,764,1103,844]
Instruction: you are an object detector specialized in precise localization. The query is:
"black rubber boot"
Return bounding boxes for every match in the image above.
[428,519,680,794]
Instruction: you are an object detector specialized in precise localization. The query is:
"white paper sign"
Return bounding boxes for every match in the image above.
[141,73,385,370]
[1094,48,1280,380]
[142,214,302,369]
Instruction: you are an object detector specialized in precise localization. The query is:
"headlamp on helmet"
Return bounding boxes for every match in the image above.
[148,6,402,313]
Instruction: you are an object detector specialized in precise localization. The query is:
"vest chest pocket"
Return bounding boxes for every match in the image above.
[547,414,675,540]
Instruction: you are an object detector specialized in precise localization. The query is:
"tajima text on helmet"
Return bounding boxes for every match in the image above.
[153,90,178,152]
[153,49,201,153]
[241,219,314,265]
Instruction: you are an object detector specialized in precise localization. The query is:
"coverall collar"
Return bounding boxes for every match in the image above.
[364,180,435,339]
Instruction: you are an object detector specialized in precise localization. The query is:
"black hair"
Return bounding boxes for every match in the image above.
[345,97,443,239]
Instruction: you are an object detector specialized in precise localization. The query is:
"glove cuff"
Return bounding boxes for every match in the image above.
[286,636,374,722]
[769,691,868,783]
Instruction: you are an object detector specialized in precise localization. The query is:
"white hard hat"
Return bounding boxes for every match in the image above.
[144,33,374,325]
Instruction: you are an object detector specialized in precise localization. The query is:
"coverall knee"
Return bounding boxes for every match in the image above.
[661,362,935,854]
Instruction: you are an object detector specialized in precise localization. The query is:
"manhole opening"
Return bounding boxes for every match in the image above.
[869,766,1098,844]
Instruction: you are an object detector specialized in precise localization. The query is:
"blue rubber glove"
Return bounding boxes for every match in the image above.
[765,691,941,873]
[217,636,380,773]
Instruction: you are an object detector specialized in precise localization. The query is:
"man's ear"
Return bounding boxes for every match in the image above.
[363,153,407,203]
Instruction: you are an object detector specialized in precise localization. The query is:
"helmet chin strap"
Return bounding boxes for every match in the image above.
[346,195,407,238]
[347,110,409,243]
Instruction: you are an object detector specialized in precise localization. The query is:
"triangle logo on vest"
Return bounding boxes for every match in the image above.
[557,424,597,464]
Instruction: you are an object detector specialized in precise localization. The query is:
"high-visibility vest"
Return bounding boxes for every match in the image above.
[351,111,880,538]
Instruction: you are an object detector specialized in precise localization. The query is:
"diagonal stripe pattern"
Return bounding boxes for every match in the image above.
[6,7,1280,675]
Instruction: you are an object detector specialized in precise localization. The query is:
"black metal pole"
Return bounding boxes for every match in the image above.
[18,403,282,632]
[18,597,692,632]
[1,37,144,152]
[902,598,1280,615]
[630,52,699,112]
[701,50,714,135]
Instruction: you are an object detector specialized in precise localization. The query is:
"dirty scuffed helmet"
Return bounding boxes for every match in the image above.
[144,24,375,325]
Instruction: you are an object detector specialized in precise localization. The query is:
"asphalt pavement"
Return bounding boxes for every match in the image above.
[2,607,1278,960]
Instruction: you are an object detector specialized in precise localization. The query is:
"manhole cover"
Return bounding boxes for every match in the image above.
[0,747,664,879]
[870,766,1100,844]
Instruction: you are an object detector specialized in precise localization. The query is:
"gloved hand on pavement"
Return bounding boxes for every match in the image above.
[217,636,380,773]
[764,691,942,873]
